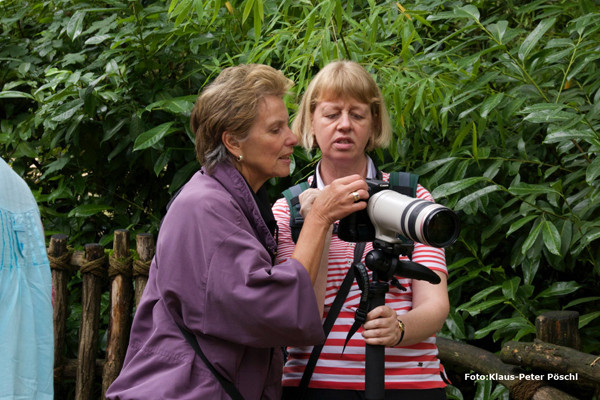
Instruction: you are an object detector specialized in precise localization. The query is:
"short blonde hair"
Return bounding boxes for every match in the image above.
[190,64,293,172]
[292,60,392,152]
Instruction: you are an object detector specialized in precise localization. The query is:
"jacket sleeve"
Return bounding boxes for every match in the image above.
[155,191,324,349]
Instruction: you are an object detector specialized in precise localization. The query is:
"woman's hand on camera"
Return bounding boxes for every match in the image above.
[305,174,368,226]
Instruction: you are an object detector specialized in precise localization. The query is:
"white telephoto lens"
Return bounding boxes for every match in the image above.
[368,190,459,247]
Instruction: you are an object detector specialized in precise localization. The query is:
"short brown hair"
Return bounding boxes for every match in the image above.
[292,60,392,152]
[190,64,293,172]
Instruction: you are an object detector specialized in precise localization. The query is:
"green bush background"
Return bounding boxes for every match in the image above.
[2,0,599,398]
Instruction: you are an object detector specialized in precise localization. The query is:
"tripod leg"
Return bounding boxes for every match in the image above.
[365,281,388,400]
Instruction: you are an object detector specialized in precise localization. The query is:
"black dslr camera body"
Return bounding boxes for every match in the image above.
[337,179,390,243]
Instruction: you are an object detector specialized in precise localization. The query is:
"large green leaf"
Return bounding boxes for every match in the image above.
[501,277,521,300]
[521,219,543,254]
[85,34,112,45]
[585,156,600,184]
[51,99,84,122]
[474,317,532,340]
[68,204,113,218]
[0,90,35,100]
[458,297,506,316]
[508,182,559,196]
[133,122,176,151]
[413,157,457,175]
[431,177,489,198]
[506,215,538,237]
[479,93,504,118]
[67,11,87,41]
[242,0,255,24]
[145,96,196,115]
[544,128,597,144]
[454,185,501,211]
[563,296,600,308]
[454,5,480,22]
[521,103,577,123]
[579,311,600,329]
[487,20,509,44]
[518,17,556,61]
[471,285,502,302]
[542,220,561,256]
[535,281,580,299]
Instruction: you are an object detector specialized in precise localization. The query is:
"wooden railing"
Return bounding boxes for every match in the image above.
[49,230,154,400]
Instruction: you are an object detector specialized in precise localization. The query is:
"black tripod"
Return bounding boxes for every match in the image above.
[362,239,441,400]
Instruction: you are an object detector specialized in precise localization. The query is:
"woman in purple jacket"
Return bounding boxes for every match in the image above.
[106,64,369,400]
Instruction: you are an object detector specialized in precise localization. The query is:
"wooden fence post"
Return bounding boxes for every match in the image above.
[536,311,581,350]
[500,311,599,398]
[75,243,106,400]
[133,233,154,306]
[48,233,71,379]
[102,230,133,398]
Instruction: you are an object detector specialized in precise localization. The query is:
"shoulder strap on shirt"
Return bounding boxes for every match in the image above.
[297,242,366,398]
[177,323,245,400]
[281,182,310,243]
[388,171,419,197]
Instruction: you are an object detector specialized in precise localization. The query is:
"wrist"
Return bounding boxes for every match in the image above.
[394,319,405,346]
[304,210,333,230]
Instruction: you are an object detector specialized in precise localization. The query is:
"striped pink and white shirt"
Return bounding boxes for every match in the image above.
[272,167,449,390]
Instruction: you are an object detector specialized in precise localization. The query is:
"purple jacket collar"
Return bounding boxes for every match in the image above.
[206,162,278,259]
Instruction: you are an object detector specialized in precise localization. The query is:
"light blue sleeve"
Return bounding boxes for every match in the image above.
[0,158,54,400]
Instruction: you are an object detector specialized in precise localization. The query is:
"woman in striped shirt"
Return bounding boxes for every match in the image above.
[273,60,450,400]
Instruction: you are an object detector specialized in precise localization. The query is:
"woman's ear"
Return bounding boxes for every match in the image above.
[222,131,240,154]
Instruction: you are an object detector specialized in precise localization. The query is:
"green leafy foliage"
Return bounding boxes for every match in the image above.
[2,0,600,397]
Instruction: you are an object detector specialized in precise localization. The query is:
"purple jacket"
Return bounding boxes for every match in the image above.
[106,163,324,400]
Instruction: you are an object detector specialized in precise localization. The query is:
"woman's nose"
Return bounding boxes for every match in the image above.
[338,112,351,129]
[285,126,298,145]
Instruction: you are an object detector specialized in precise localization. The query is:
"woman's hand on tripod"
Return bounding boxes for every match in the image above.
[361,305,403,347]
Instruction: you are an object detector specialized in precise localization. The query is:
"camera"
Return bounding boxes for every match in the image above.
[337,179,460,248]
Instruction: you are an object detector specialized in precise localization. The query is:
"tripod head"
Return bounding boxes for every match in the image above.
[365,239,441,285]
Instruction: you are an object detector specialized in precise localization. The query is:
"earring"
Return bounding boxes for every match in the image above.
[236,154,243,162]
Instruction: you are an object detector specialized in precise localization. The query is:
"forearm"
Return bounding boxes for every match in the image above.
[290,213,332,284]
[395,272,449,346]
[311,225,333,317]
[394,302,448,346]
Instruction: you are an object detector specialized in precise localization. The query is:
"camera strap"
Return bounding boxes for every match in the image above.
[341,261,370,355]
[297,241,366,398]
